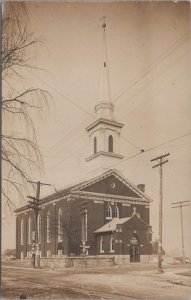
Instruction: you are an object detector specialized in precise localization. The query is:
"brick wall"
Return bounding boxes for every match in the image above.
[82,175,141,198]
[86,200,105,255]
[16,192,151,258]
[120,216,152,255]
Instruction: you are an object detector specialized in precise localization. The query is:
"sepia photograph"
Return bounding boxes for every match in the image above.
[2,1,191,299]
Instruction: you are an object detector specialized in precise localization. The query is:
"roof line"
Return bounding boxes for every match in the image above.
[74,168,152,202]
[94,214,150,234]
[14,168,153,214]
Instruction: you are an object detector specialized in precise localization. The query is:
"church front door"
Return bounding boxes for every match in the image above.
[129,235,140,262]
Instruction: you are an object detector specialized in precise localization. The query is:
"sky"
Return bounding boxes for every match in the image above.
[3,1,191,257]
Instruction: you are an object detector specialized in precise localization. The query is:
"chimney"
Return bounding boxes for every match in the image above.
[137,184,145,193]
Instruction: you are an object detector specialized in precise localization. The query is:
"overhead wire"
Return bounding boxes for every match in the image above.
[26,71,95,155]
[144,132,191,153]
[117,58,189,156]
[26,26,190,164]
[59,33,189,155]
[112,30,190,106]
[113,31,189,121]
[33,73,95,119]
[27,71,141,157]
[120,63,189,122]
[89,131,191,175]
[29,27,188,155]
[121,135,142,151]
[42,130,88,159]
[41,119,91,157]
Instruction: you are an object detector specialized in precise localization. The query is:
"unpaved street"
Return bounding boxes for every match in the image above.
[2,263,191,299]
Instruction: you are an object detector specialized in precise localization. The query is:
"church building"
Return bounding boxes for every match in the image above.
[15,20,153,262]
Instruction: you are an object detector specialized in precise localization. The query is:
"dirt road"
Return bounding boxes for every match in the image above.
[2,263,191,299]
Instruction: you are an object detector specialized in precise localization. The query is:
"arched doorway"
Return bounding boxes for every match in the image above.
[129,235,140,262]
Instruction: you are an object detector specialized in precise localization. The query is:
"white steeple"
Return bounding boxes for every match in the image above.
[94,18,114,120]
[85,18,124,169]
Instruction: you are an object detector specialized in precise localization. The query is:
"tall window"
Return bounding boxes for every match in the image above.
[81,209,88,242]
[110,235,115,253]
[94,137,97,154]
[28,217,32,244]
[21,219,24,245]
[106,204,112,219]
[37,214,41,243]
[85,210,87,241]
[108,135,113,152]
[100,236,104,253]
[58,208,63,242]
[113,205,119,219]
[47,211,51,243]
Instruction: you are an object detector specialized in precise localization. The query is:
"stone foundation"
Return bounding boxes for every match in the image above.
[113,255,130,265]
[20,254,154,269]
[113,255,153,265]
[23,255,114,269]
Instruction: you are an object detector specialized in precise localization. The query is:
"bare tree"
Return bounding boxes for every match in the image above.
[2,2,51,213]
[50,200,81,256]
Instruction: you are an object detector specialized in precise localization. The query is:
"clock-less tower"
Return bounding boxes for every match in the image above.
[86,19,124,170]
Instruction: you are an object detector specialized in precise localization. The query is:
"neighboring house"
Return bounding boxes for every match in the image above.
[14,21,153,262]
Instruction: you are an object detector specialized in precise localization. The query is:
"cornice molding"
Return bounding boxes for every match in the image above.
[71,190,149,205]
[86,118,124,132]
[86,151,124,161]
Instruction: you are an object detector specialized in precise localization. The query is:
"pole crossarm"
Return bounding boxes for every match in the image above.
[151,153,170,162]
[27,195,38,201]
[152,160,168,168]
[27,180,51,186]
[172,204,190,209]
[171,200,190,205]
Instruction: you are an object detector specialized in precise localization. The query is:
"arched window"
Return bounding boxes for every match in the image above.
[100,236,104,253]
[106,204,112,219]
[94,136,97,154]
[28,217,32,244]
[58,208,63,242]
[37,214,41,244]
[130,235,139,246]
[110,235,115,253]
[113,205,119,219]
[47,211,51,243]
[21,219,24,245]
[108,135,113,152]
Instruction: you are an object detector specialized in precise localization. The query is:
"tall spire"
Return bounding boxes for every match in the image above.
[95,17,114,120]
[85,17,124,167]
[99,17,111,102]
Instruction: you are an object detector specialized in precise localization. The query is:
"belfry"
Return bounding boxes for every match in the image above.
[86,19,124,170]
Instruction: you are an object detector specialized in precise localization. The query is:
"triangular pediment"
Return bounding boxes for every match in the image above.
[121,214,149,229]
[80,175,140,198]
[72,169,152,202]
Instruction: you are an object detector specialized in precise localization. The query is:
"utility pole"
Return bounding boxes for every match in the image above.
[27,180,51,268]
[151,153,170,273]
[171,200,190,263]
